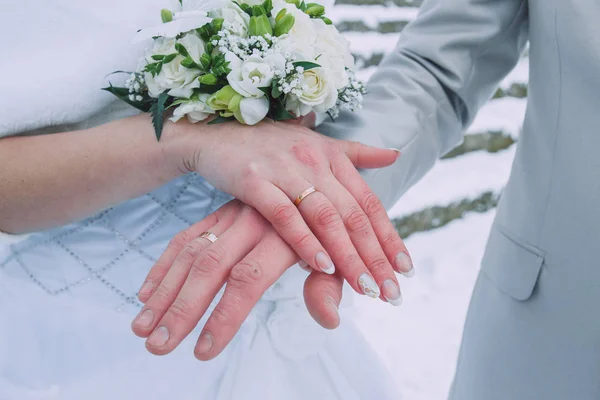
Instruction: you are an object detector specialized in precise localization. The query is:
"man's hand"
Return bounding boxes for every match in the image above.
[131,199,412,360]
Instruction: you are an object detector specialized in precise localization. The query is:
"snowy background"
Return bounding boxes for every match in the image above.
[329,1,528,398]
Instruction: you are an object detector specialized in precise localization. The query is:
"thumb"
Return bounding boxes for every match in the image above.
[303,272,343,329]
[341,140,400,169]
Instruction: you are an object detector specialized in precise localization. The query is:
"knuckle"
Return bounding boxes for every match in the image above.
[313,204,340,229]
[168,297,195,321]
[381,230,402,247]
[344,207,370,234]
[341,253,361,271]
[200,245,227,271]
[169,231,193,249]
[210,301,240,327]
[229,260,263,287]
[179,243,201,264]
[360,190,384,217]
[151,283,173,304]
[271,202,297,228]
[293,231,313,248]
[367,258,390,276]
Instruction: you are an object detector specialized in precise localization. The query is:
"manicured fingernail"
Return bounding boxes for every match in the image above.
[388,148,401,156]
[358,273,380,298]
[325,296,340,325]
[195,332,214,355]
[138,280,154,297]
[395,252,414,277]
[382,279,403,306]
[133,309,154,329]
[298,260,311,272]
[315,252,335,274]
[147,326,169,347]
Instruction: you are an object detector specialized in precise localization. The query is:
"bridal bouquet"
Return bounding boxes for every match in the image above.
[103,0,365,139]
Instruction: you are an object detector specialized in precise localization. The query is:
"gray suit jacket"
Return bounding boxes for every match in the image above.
[320,0,600,398]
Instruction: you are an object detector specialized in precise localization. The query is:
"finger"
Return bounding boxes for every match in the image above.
[304,271,343,329]
[132,213,237,339]
[275,174,375,297]
[194,232,297,361]
[144,208,267,355]
[337,140,400,169]
[137,201,240,303]
[241,179,335,275]
[321,176,402,305]
[333,156,414,278]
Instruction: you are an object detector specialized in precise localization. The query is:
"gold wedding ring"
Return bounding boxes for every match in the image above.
[294,186,318,207]
[199,232,218,243]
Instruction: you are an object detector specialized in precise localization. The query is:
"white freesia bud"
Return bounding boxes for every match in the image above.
[144,34,205,99]
[238,96,270,125]
[285,68,337,116]
[170,94,215,123]
[311,19,355,89]
[226,53,286,98]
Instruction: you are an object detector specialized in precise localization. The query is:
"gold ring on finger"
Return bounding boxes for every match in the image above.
[294,186,318,207]
[199,231,218,243]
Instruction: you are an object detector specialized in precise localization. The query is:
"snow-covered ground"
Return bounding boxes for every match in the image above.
[353,211,495,399]
[331,2,529,398]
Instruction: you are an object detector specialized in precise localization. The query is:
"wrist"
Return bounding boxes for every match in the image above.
[158,117,210,176]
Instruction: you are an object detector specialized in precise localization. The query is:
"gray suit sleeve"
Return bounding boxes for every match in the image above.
[318,0,529,209]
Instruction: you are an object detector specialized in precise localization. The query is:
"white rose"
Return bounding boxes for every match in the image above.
[170,94,215,123]
[272,2,317,58]
[238,96,270,125]
[311,19,355,89]
[210,3,250,37]
[144,34,205,99]
[285,67,338,116]
[226,53,286,98]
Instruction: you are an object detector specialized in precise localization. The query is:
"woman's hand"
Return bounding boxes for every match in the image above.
[164,119,414,300]
[132,200,412,360]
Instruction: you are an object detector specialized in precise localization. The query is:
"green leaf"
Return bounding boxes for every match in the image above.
[292,61,320,70]
[208,114,236,125]
[271,81,282,98]
[326,110,336,123]
[175,43,190,58]
[197,22,213,41]
[149,92,170,140]
[196,83,225,94]
[151,54,165,61]
[269,98,296,121]
[101,84,152,112]
[233,1,253,16]
[163,53,177,63]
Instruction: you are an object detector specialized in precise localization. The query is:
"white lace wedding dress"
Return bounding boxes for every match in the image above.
[0,1,400,399]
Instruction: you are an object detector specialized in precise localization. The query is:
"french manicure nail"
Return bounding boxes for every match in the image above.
[382,279,403,306]
[138,280,154,297]
[315,252,335,274]
[388,148,401,156]
[395,252,414,278]
[133,309,155,329]
[298,260,311,272]
[195,332,214,355]
[147,326,169,347]
[358,273,380,298]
